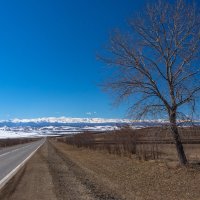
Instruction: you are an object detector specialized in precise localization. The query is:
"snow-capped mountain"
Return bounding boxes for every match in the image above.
[6,117,131,124]
[0,117,195,139]
[0,117,131,139]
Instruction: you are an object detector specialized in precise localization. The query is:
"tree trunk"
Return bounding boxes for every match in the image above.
[169,112,188,165]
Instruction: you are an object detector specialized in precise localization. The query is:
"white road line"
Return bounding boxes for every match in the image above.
[0,139,45,190]
[0,144,32,158]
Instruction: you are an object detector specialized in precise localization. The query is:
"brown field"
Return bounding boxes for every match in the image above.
[1,138,200,200]
[58,126,200,163]
[1,127,200,200]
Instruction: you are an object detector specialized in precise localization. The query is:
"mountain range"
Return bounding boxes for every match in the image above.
[0,117,131,124]
[0,117,195,139]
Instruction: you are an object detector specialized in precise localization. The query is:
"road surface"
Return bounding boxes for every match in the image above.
[0,138,45,189]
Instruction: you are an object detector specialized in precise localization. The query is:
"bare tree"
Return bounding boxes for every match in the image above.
[100,0,200,165]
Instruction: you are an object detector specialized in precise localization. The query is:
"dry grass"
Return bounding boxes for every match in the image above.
[53,140,200,200]
[59,126,200,163]
[55,126,200,199]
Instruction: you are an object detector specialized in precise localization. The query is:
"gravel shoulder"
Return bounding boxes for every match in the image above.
[0,140,122,200]
[1,139,200,200]
[0,141,57,200]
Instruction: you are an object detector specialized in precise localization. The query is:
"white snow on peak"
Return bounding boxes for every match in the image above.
[8,117,132,124]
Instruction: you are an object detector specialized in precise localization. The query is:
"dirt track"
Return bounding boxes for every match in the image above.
[0,141,122,200]
[1,140,200,200]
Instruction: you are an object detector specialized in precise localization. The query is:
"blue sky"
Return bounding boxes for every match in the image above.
[0,0,146,120]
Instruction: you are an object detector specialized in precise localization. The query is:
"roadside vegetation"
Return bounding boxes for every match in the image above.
[58,125,200,164]
[2,139,200,200]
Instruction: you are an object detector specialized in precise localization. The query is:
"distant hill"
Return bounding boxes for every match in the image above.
[0,117,197,139]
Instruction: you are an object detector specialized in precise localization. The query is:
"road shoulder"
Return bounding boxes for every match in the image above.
[0,142,57,200]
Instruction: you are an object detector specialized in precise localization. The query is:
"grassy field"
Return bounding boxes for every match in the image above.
[2,139,200,200]
[58,126,200,164]
[1,127,200,199]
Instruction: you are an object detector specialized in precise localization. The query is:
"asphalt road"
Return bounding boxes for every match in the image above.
[0,138,45,189]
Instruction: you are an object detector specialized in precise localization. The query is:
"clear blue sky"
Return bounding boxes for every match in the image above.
[0,0,146,120]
